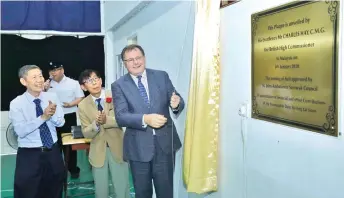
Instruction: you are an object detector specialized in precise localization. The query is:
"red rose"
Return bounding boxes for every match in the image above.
[106,97,112,103]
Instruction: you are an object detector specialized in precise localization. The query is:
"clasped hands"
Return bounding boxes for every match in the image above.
[144,92,180,128]
[41,101,57,120]
[95,111,107,126]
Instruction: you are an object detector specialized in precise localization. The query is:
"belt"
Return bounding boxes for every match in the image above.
[20,142,57,152]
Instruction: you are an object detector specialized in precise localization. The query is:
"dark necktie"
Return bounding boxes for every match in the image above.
[33,99,54,148]
[96,98,103,111]
[137,75,149,105]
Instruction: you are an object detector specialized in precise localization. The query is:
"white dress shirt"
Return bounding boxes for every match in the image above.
[91,89,105,107]
[9,91,65,148]
[130,70,150,100]
[48,75,84,114]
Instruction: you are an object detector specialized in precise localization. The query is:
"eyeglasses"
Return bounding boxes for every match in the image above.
[124,56,143,64]
[83,77,100,84]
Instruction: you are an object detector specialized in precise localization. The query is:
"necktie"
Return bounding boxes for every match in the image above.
[96,98,103,111]
[137,75,149,105]
[33,99,54,148]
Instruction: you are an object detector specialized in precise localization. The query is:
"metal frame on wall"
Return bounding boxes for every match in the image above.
[251,1,340,136]
[220,0,241,9]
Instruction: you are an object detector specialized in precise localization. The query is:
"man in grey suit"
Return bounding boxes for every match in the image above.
[111,44,184,198]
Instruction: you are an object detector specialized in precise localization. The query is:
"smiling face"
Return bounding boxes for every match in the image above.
[123,47,146,76]
[20,68,45,95]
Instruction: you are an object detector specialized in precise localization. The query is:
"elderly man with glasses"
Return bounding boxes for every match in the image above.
[78,69,130,198]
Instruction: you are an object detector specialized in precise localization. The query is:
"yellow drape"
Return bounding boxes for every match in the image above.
[183,0,221,194]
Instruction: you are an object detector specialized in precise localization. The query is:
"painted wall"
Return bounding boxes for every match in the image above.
[103,0,142,31]
[1,111,16,155]
[219,1,344,198]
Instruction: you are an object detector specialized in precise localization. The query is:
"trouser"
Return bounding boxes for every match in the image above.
[92,147,130,198]
[14,143,65,198]
[56,112,78,173]
[129,136,175,198]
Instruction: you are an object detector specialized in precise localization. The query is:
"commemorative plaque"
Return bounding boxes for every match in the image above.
[251,1,340,136]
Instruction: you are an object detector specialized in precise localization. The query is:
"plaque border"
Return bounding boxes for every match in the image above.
[251,1,340,136]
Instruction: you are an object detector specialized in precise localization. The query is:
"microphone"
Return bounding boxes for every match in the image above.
[44,76,53,92]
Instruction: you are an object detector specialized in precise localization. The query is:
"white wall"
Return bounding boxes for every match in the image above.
[1,111,16,155]
[103,0,151,89]
[220,1,344,198]
[103,0,145,31]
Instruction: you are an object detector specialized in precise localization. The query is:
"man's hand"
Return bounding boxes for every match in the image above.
[170,92,180,109]
[144,114,167,128]
[63,102,72,108]
[96,111,107,125]
[42,101,57,120]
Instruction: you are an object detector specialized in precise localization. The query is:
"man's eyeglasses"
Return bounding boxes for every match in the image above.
[124,56,143,64]
[83,77,100,84]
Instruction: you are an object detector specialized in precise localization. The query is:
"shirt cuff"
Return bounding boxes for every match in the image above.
[93,121,100,132]
[142,115,147,128]
[172,104,179,112]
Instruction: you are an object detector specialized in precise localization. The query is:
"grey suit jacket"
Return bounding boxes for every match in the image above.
[111,69,184,162]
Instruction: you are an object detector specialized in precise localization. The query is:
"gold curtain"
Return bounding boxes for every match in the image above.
[183,0,221,194]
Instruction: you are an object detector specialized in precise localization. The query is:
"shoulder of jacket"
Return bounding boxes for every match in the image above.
[78,95,91,108]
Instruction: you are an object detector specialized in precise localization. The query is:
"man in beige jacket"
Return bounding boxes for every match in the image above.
[77,69,130,198]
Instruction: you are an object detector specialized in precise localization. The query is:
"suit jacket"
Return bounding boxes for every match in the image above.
[78,90,124,168]
[111,69,184,162]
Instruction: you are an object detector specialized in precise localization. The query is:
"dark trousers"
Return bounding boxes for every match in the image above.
[56,112,78,173]
[129,136,175,198]
[14,143,66,198]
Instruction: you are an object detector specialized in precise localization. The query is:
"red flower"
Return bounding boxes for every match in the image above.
[106,97,112,103]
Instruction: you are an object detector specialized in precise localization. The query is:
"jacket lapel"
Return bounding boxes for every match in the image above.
[146,69,159,109]
[86,95,98,121]
[104,90,113,112]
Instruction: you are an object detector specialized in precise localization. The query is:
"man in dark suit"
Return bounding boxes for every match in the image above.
[112,44,184,198]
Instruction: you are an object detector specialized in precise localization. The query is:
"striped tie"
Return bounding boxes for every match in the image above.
[33,99,54,148]
[137,75,149,105]
[96,98,103,111]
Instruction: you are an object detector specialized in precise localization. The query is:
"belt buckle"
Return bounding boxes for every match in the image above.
[41,147,51,152]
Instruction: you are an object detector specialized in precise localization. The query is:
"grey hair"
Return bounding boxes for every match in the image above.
[18,65,41,78]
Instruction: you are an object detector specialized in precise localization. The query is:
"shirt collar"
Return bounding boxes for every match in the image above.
[25,91,43,102]
[61,75,67,82]
[130,69,147,81]
[91,89,105,103]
